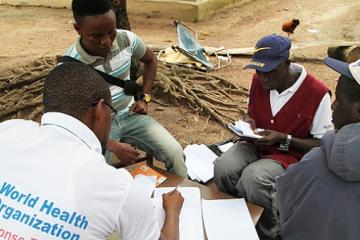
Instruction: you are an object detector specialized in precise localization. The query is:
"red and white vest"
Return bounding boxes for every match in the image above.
[248,73,329,168]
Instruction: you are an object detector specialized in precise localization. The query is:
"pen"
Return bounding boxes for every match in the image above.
[168,184,181,195]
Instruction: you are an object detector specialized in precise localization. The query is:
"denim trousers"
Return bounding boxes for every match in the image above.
[105,112,187,178]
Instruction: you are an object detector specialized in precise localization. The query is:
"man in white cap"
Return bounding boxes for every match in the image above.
[276,58,360,240]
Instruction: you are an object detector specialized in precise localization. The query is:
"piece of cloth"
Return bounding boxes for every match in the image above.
[105,112,187,177]
[248,63,331,168]
[276,122,360,240]
[65,30,187,177]
[0,112,160,240]
[176,21,213,69]
[269,64,332,139]
[157,47,203,68]
[214,142,284,239]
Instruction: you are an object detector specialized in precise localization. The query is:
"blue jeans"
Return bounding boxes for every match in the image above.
[105,112,187,177]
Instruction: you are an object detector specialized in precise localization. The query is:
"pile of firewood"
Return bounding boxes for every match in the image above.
[0,57,248,127]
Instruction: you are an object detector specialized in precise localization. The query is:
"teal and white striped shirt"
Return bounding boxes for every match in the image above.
[64,30,147,113]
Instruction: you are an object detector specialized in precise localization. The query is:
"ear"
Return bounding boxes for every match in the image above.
[73,23,82,36]
[92,99,106,121]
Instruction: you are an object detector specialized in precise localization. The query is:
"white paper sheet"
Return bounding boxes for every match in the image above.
[133,174,156,198]
[218,141,234,153]
[184,144,218,182]
[202,199,259,240]
[153,187,204,240]
[228,120,263,139]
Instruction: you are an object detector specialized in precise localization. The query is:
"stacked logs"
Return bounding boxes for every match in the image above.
[0,58,249,127]
[153,62,249,127]
[0,57,55,122]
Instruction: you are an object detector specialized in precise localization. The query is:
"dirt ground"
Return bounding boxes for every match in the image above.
[1,0,360,146]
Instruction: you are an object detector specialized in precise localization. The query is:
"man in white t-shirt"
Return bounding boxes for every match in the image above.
[0,62,183,240]
[214,35,333,239]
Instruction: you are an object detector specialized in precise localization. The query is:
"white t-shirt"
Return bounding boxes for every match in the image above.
[269,64,333,138]
[0,112,160,240]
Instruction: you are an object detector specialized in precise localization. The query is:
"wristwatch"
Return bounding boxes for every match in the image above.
[278,134,292,152]
[138,93,152,104]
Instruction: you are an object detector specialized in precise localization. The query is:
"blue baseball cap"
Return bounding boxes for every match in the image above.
[244,34,291,72]
[324,57,360,86]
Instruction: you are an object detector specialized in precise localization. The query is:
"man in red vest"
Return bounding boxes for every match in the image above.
[214,34,332,239]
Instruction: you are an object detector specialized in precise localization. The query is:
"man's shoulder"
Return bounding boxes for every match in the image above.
[115,29,136,49]
[0,119,38,136]
[304,73,329,92]
[64,42,79,57]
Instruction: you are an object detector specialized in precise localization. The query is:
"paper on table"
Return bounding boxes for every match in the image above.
[152,187,204,240]
[202,198,259,240]
[133,174,157,198]
[184,144,218,182]
[228,120,263,139]
[218,141,234,153]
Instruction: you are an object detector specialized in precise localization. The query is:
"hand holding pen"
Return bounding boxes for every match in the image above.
[163,184,184,214]
[168,184,181,195]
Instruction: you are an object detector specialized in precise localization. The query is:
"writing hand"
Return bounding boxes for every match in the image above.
[163,190,184,215]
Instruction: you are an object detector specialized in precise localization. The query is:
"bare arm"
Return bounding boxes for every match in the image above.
[130,47,157,114]
[160,191,184,240]
[255,130,321,153]
[140,47,157,95]
[242,115,321,153]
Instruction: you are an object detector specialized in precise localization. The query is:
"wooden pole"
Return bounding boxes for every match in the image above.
[112,0,131,30]
[328,46,360,63]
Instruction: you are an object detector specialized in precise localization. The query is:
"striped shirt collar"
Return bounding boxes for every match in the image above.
[75,37,120,65]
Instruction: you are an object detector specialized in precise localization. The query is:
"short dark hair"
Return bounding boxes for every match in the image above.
[43,62,111,120]
[338,75,360,103]
[72,0,114,24]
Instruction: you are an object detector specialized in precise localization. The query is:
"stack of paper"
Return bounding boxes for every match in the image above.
[152,187,204,240]
[228,120,263,139]
[184,144,218,182]
[202,198,259,240]
[218,141,234,153]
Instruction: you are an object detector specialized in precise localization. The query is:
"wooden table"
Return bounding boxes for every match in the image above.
[126,162,263,225]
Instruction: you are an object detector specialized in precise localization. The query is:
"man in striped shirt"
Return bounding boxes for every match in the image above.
[65,0,187,177]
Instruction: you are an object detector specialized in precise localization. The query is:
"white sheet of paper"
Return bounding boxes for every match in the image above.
[202,199,259,240]
[218,141,234,153]
[153,187,204,240]
[133,174,157,198]
[184,144,218,182]
[228,120,263,139]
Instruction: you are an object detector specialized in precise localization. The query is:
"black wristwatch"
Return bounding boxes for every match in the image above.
[278,134,292,152]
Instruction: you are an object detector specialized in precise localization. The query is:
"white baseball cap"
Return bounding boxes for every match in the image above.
[325,57,360,85]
